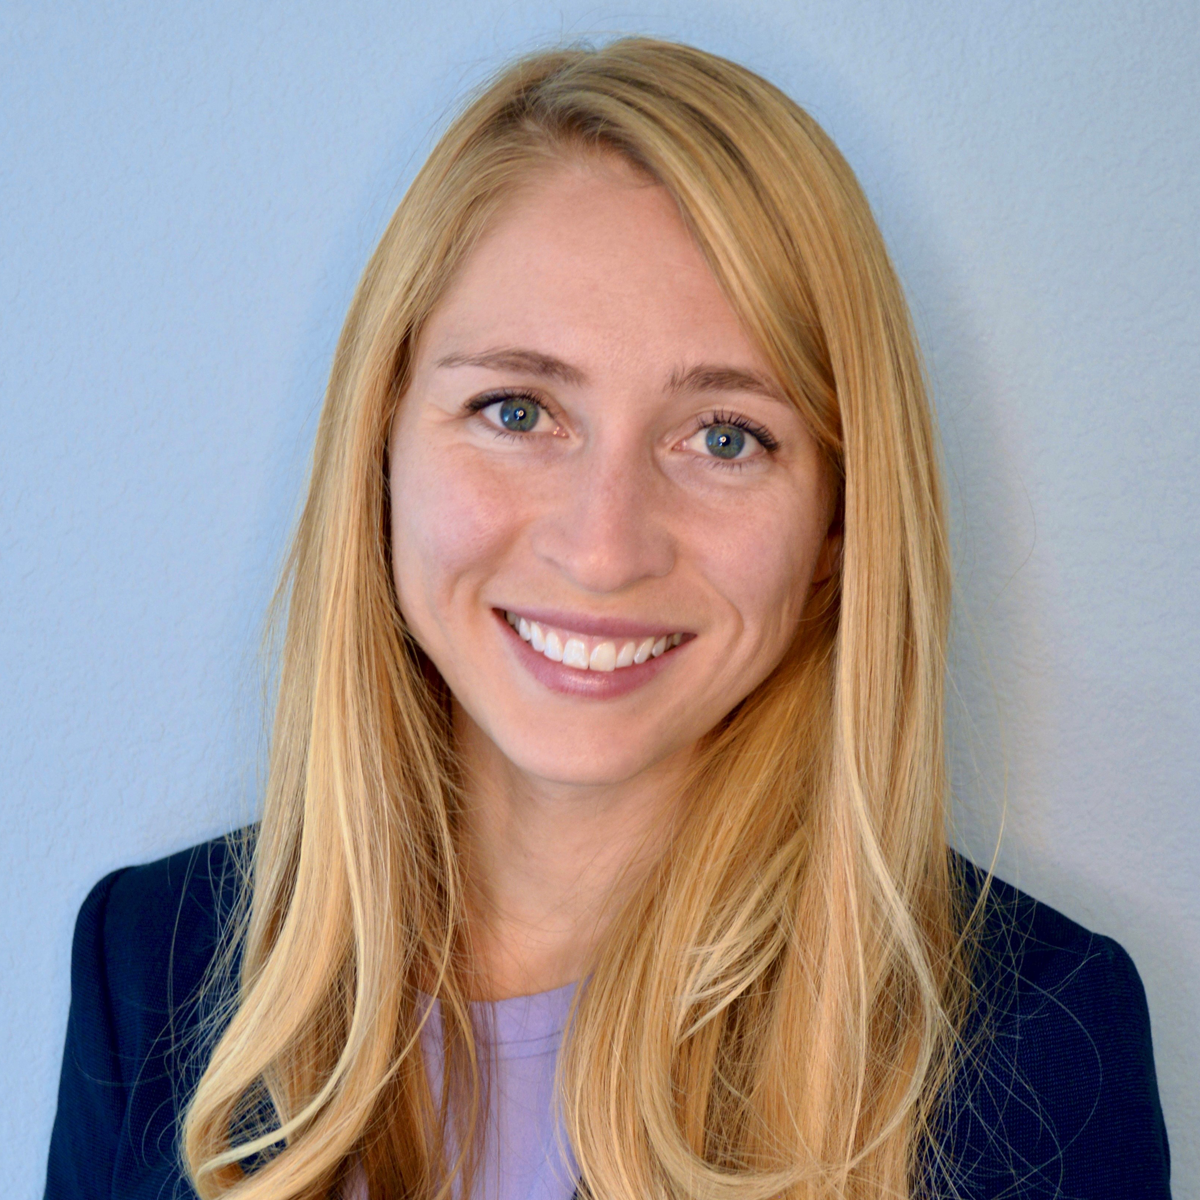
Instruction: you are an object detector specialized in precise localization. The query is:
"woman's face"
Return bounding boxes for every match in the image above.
[389,156,837,790]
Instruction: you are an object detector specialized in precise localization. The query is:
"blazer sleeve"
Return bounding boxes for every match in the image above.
[44,868,131,1200]
[939,877,1172,1199]
[43,834,241,1200]
[1072,934,1172,1188]
[995,931,1172,1197]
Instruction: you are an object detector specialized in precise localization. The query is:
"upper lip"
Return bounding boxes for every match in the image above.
[496,607,690,639]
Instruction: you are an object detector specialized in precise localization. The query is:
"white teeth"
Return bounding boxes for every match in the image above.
[563,637,589,669]
[589,641,617,672]
[506,613,685,672]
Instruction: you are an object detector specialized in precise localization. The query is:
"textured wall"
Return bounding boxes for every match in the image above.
[2,1,1196,1193]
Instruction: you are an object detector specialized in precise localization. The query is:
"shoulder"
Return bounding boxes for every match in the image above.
[80,830,249,1022]
[45,831,251,1200]
[937,854,1171,1198]
[955,854,1154,1049]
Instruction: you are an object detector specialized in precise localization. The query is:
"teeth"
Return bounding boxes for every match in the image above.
[563,637,589,669]
[504,612,685,673]
[590,641,617,672]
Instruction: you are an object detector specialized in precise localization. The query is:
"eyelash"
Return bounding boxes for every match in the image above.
[463,392,780,461]
[694,410,780,456]
[464,389,552,439]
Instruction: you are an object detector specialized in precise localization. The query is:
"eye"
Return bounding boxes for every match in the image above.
[681,415,777,462]
[492,396,540,432]
[469,392,554,435]
[703,424,747,459]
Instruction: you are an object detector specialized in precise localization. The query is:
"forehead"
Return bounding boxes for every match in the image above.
[414,157,772,377]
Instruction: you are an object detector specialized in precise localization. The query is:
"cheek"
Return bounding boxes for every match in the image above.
[691,485,825,642]
[389,440,517,614]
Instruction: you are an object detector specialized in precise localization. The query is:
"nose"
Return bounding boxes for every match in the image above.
[529,436,676,594]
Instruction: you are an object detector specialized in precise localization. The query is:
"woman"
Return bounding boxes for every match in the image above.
[44,38,1170,1200]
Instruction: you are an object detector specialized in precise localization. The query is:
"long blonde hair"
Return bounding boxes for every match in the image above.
[184,37,972,1200]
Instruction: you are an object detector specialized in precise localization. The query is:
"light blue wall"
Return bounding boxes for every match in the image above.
[3,1,1196,1193]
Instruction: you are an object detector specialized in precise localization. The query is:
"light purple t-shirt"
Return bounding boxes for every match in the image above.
[346,980,580,1200]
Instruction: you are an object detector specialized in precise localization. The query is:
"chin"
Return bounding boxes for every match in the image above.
[492,730,684,791]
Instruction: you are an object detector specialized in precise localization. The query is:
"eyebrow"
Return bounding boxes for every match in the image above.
[435,346,787,404]
[435,348,587,386]
[666,364,788,405]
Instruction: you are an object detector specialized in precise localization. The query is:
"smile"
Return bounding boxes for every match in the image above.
[504,611,685,673]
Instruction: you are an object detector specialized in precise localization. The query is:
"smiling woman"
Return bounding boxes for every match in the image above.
[44,37,1169,1200]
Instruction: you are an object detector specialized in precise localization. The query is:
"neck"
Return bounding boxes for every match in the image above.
[454,707,690,1000]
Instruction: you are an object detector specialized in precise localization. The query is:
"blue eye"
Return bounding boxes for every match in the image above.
[467,391,559,438]
[681,413,777,463]
[705,424,746,459]
[498,398,539,431]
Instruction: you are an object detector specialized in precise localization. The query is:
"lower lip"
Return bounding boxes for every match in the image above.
[495,610,686,699]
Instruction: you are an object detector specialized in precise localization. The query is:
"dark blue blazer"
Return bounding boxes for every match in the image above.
[44,835,1171,1198]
